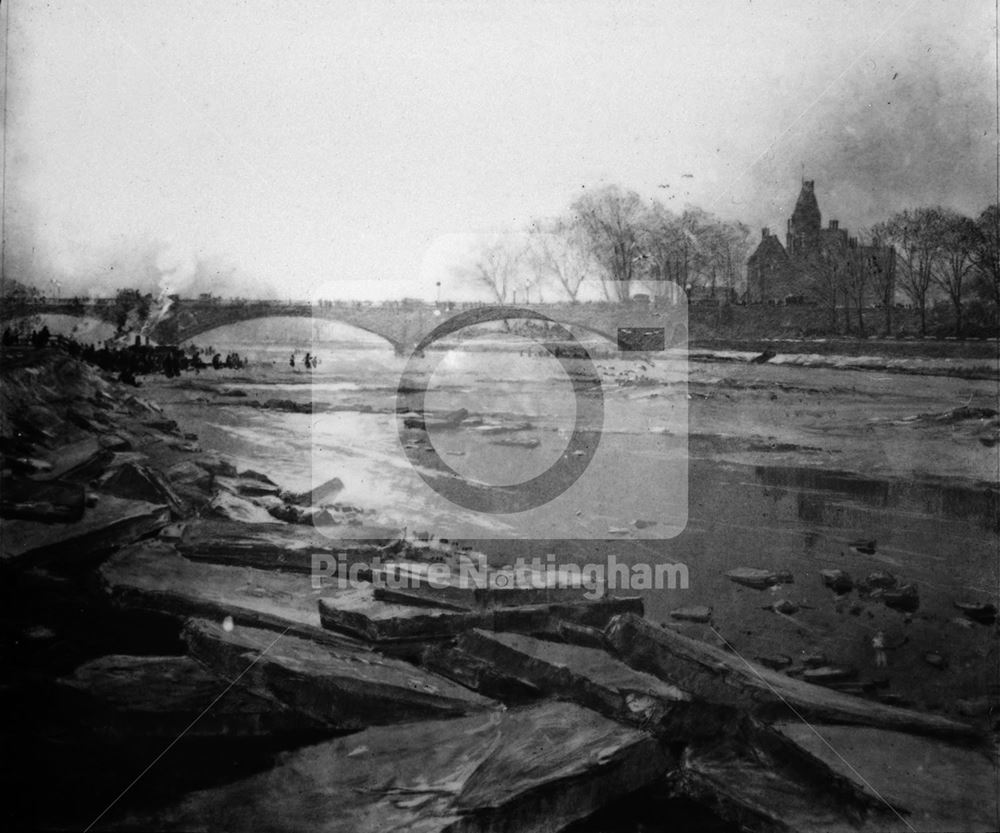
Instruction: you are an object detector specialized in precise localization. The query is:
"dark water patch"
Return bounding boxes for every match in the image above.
[755,465,999,532]
[468,456,997,635]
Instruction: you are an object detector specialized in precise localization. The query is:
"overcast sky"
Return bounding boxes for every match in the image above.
[2,0,995,300]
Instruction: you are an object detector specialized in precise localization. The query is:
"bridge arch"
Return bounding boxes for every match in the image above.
[166,313,404,353]
[0,308,120,342]
[154,305,408,353]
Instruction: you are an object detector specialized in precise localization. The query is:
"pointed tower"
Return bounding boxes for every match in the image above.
[786,179,822,257]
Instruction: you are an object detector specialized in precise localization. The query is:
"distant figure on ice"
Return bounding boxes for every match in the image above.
[289,353,296,368]
[872,630,887,668]
[304,352,312,370]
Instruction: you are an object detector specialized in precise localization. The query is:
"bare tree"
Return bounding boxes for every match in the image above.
[866,231,897,335]
[639,202,685,287]
[570,186,646,302]
[725,222,752,301]
[874,209,944,336]
[701,218,751,301]
[842,240,871,337]
[525,218,594,303]
[971,204,1000,313]
[642,207,712,297]
[929,210,978,338]
[802,249,846,332]
[453,235,526,304]
[677,208,719,296]
[637,204,749,301]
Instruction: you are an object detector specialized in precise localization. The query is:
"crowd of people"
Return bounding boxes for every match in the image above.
[2,325,54,349]
[2,323,339,389]
[2,326,248,386]
[289,351,321,370]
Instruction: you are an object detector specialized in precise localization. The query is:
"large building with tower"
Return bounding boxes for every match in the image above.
[746,180,895,305]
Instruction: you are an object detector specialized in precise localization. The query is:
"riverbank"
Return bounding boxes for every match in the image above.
[1,347,997,832]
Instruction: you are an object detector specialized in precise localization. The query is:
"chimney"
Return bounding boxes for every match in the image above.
[762,227,770,238]
[829,220,839,230]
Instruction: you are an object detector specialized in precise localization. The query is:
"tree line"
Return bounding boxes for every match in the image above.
[802,205,998,338]
[871,205,998,338]
[455,185,751,306]
[457,187,999,339]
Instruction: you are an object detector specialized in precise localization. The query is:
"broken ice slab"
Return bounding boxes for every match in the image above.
[98,461,186,517]
[443,633,984,831]
[437,629,708,735]
[319,590,642,647]
[98,540,363,648]
[37,436,104,479]
[401,408,470,431]
[1,495,170,567]
[470,421,534,435]
[725,567,781,590]
[318,584,485,644]
[209,490,286,524]
[490,436,541,448]
[183,618,497,729]
[490,596,644,634]
[107,701,668,833]
[368,558,597,609]
[0,476,86,523]
[174,519,398,573]
[57,654,324,740]
[604,613,979,741]
[421,643,544,704]
[775,722,1000,832]
[213,474,282,498]
[953,600,998,625]
[800,666,858,687]
[285,475,345,507]
[669,605,713,623]
[56,445,118,484]
[678,733,883,833]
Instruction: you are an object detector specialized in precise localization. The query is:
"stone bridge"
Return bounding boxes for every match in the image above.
[4,298,687,354]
